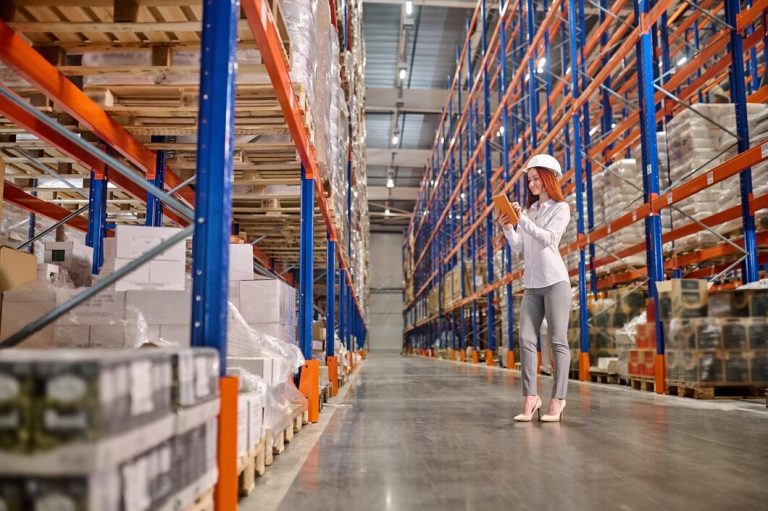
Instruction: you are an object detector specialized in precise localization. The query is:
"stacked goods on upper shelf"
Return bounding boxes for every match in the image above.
[666,103,768,252]
[0,348,219,511]
[661,280,768,387]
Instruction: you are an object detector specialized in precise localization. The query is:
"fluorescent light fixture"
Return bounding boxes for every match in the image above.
[392,134,399,145]
[589,126,598,136]
[399,67,407,80]
[537,57,546,73]
[499,126,504,134]
[677,56,687,67]
[525,72,530,82]
[387,177,395,188]
[405,0,413,16]
[385,208,392,217]
[461,192,466,200]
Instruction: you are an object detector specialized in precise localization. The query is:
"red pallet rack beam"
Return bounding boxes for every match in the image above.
[737,0,768,30]
[3,182,89,232]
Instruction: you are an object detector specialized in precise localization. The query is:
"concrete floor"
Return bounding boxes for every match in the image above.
[241,352,768,511]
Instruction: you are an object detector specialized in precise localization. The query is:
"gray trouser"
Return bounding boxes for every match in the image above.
[520,280,571,399]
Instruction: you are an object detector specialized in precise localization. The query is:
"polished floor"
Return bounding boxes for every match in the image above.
[241,352,768,511]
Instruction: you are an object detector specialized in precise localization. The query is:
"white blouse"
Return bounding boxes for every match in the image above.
[502,199,571,289]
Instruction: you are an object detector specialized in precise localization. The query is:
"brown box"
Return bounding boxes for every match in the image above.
[0,246,37,294]
[657,279,708,320]
[709,289,768,318]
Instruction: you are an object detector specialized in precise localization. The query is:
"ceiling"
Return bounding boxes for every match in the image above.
[363,0,474,232]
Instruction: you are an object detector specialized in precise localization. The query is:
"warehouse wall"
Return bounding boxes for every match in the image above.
[368,233,404,351]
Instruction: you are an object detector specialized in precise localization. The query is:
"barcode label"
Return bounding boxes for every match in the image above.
[707,172,714,186]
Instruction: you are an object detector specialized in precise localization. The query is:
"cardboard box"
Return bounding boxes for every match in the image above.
[37,263,60,284]
[58,290,127,325]
[90,325,129,349]
[114,225,186,262]
[312,340,324,352]
[237,395,248,456]
[657,279,708,320]
[229,244,254,282]
[709,289,768,318]
[227,356,277,386]
[0,289,56,348]
[103,237,116,262]
[43,241,93,287]
[160,325,190,347]
[125,290,192,325]
[238,279,296,325]
[313,320,325,341]
[113,258,185,291]
[246,392,265,448]
[252,322,296,344]
[0,247,37,293]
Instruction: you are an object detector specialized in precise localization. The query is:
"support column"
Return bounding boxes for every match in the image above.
[481,0,495,363]
[725,0,759,283]
[87,171,107,274]
[634,0,666,393]
[298,165,314,362]
[145,135,165,227]
[190,1,238,509]
[568,0,590,381]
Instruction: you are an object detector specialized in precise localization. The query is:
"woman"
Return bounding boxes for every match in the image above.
[498,154,571,423]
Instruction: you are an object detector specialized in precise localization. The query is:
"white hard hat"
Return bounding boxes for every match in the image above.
[525,154,562,179]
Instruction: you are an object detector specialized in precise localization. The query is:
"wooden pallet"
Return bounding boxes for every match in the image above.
[590,370,619,385]
[237,448,256,497]
[265,406,307,466]
[666,381,768,400]
[629,377,656,393]
[183,488,214,511]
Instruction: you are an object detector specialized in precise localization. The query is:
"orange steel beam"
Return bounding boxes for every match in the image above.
[3,182,89,232]
[737,0,768,31]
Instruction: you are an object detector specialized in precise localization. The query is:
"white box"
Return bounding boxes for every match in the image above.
[228,285,240,309]
[58,290,126,325]
[37,263,59,283]
[160,325,190,347]
[90,324,128,348]
[54,324,90,348]
[125,290,192,325]
[246,391,265,448]
[0,290,56,348]
[103,237,116,262]
[229,244,254,282]
[114,225,186,261]
[251,322,295,344]
[238,279,296,325]
[312,340,324,352]
[113,258,185,292]
[44,241,93,287]
[227,357,277,386]
[237,395,248,457]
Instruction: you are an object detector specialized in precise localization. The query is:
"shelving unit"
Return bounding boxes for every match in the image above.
[402,0,767,392]
[0,0,368,507]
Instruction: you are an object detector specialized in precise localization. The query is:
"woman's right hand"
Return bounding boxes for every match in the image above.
[511,201,522,217]
[498,212,511,228]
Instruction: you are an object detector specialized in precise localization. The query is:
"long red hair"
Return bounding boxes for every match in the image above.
[525,167,566,208]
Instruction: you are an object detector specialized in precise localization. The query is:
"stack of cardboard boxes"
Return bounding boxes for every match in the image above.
[0,348,219,510]
[662,280,768,386]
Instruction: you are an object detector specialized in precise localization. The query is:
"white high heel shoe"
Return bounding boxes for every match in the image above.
[540,400,566,422]
[514,396,542,422]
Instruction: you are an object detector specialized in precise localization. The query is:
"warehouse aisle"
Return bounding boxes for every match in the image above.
[242,353,768,511]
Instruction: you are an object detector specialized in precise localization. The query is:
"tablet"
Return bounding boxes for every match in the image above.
[492,194,519,225]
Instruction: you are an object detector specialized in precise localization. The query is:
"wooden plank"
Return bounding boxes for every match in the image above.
[0,156,5,225]
[7,20,251,33]
[55,64,266,76]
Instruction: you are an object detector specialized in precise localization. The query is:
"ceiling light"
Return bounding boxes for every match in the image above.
[399,67,407,80]
[589,126,598,136]
[612,123,617,129]
[385,208,392,217]
[387,177,395,188]
[525,72,530,82]
[405,0,413,16]
[392,134,399,145]
[461,192,466,200]
[537,57,546,73]
[677,56,687,67]
[499,126,504,134]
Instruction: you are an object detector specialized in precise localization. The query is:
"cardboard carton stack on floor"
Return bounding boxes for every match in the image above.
[662,279,768,386]
[0,348,220,510]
